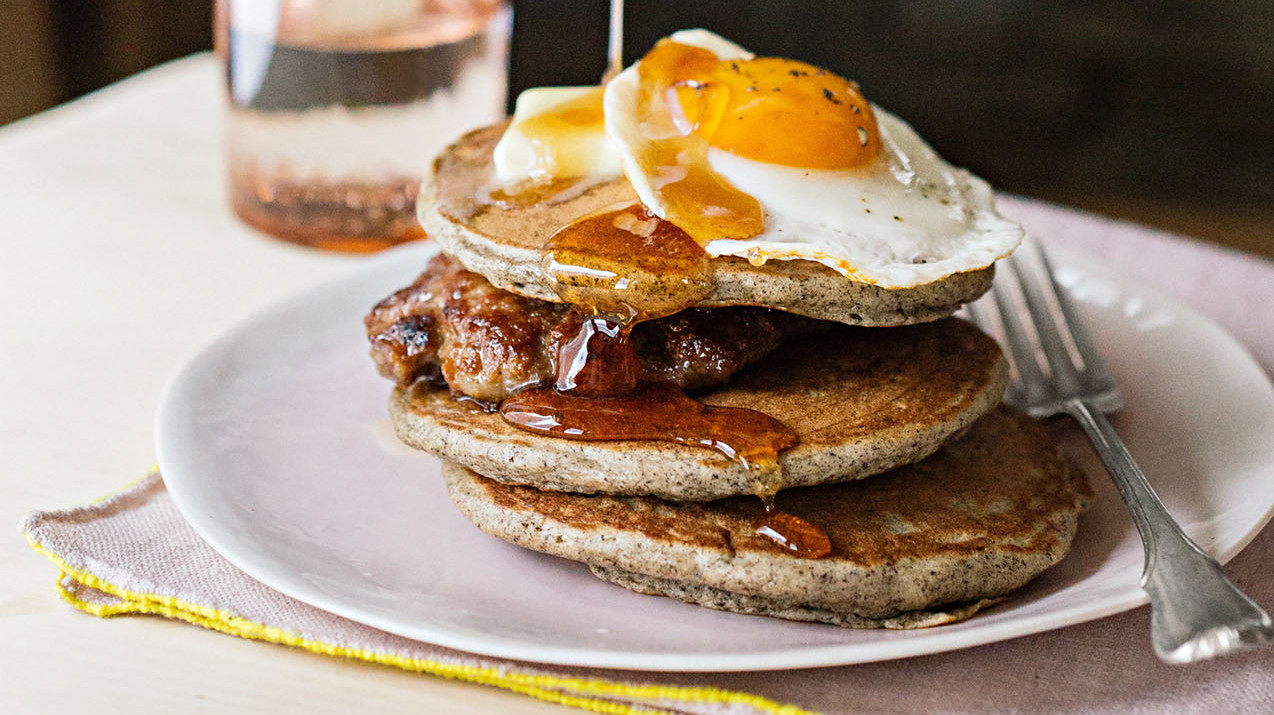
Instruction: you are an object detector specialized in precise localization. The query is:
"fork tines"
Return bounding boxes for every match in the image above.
[966,240,1122,418]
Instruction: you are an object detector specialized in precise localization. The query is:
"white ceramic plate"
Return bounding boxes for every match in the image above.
[156,240,1274,672]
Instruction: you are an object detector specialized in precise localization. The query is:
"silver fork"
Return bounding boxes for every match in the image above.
[967,239,1274,663]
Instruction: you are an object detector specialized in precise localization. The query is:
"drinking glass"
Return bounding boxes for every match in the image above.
[215,0,510,252]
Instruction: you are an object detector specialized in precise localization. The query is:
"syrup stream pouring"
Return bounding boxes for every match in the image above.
[603,0,624,83]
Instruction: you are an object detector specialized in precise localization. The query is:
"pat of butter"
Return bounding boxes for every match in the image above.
[492,87,624,185]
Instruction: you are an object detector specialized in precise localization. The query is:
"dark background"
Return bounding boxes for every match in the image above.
[4,1,1272,255]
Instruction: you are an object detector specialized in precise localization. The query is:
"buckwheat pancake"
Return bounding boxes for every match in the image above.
[391,317,1009,500]
[442,406,1092,628]
[418,124,995,327]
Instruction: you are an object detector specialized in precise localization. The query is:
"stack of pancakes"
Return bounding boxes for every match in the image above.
[363,124,1093,629]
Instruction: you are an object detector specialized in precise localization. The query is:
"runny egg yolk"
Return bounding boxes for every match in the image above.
[630,40,882,244]
[674,56,881,170]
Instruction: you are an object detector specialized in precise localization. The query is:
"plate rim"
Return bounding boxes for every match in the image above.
[156,240,1274,671]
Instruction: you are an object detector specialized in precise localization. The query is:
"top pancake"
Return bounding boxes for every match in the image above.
[418,123,994,326]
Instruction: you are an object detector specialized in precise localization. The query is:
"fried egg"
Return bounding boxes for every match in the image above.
[493,29,1022,289]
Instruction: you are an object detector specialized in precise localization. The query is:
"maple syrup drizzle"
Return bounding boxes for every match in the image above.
[629,41,763,244]
[476,37,835,556]
[499,384,829,558]
[501,382,797,467]
[484,176,595,210]
[541,202,716,397]
[754,492,832,559]
[552,313,641,397]
[541,202,716,324]
[489,201,830,557]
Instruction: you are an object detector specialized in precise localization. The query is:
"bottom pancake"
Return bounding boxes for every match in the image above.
[442,406,1092,627]
[591,566,1003,629]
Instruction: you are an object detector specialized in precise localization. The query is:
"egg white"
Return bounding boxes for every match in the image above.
[697,108,1023,288]
[603,30,1022,289]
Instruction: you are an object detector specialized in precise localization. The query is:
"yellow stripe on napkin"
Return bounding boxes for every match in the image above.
[25,526,815,715]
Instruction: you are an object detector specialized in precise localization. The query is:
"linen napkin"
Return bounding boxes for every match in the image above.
[20,198,1274,714]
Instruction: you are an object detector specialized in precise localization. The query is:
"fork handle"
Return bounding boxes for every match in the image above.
[1065,398,1274,662]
